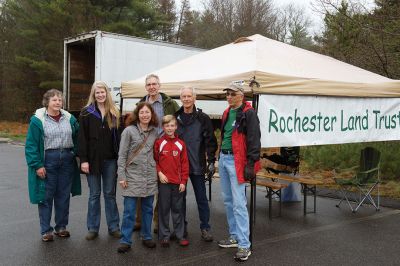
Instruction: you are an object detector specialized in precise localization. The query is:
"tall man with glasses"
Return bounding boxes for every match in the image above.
[134,74,179,233]
[175,87,217,241]
[217,82,261,262]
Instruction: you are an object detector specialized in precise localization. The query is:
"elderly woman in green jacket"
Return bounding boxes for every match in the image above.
[25,89,81,242]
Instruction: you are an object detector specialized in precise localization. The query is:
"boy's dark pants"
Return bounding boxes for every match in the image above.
[158,183,184,240]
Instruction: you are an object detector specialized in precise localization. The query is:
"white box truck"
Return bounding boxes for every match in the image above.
[63,31,203,115]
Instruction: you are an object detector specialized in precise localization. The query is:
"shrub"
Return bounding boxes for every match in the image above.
[301,141,400,181]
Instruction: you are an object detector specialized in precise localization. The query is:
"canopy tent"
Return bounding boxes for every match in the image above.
[121,34,400,99]
[121,34,400,247]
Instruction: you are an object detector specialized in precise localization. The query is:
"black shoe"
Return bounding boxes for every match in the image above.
[117,244,131,253]
[85,231,98,241]
[142,239,156,248]
[170,232,177,241]
[160,239,170,248]
[109,230,122,239]
[201,229,213,242]
[133,224,141,231]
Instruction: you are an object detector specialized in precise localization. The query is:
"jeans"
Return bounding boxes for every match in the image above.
[120,195,154,246]
[38,148,74,235]
[86,159,120,233]
[183,174,210,231]
[218,153,250,249]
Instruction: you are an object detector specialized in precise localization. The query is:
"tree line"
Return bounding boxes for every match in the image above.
[0,0,399,121]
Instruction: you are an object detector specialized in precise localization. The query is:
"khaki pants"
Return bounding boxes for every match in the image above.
[136,195,158,229]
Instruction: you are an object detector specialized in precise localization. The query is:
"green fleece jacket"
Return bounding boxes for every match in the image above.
[25,108,81,204]
[139,92,180,115]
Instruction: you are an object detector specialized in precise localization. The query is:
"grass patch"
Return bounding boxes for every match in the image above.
[0,132,26,142]
[299,161,400,199]
[0,121,27,143]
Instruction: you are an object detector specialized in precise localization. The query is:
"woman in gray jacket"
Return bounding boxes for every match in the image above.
[117,102,159,253]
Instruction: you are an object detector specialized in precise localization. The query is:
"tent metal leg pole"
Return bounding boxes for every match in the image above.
[208,178,212,201]
[377,183,380,210]
[303,185,307,215]
[268,188,272,219]
[249,179,255,248]
[253,180,256,225]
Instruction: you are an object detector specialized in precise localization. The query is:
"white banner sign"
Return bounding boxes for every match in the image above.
[259,94,400,147]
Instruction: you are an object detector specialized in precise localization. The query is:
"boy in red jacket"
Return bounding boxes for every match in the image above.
[154,115,189,247]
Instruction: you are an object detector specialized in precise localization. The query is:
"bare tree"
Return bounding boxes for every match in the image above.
[275,4,313,48]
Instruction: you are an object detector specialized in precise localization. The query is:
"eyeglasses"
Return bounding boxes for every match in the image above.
[226,91,238,97]
[146,82,158,87]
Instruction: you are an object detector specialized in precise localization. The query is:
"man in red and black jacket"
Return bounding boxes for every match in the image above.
[217,82,261,262]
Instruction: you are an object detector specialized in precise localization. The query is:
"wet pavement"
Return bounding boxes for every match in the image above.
[1,143,400,265]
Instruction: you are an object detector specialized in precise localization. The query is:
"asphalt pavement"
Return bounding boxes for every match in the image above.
[1,143,400,265]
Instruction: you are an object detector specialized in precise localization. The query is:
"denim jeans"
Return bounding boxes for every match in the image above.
[38,148,74,235]
[120,195,154,246]
[86,159,120,233]
[218,153,250,249]
[183,174,211,231]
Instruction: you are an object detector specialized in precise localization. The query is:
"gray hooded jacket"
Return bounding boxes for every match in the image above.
[117,124,158,197]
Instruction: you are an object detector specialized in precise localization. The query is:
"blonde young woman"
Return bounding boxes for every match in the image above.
[78,81,121,240]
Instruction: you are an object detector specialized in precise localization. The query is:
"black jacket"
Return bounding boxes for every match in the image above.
[78,104,121,175]
[175,106,217,175]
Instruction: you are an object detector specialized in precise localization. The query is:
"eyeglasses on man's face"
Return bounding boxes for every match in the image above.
[226,91,239,97]
[146,82,159,87]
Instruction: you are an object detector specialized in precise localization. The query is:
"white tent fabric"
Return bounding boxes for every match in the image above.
[121,34,400,98]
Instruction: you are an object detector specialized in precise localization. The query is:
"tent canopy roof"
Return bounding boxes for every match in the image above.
[122,34,400,99]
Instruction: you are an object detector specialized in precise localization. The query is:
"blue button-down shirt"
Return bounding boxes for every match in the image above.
[146,94,164,134]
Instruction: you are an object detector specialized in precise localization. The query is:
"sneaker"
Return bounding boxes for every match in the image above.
[54,228,70,238]
[160,239,170,248]
[179,238,189,247]
[85,231,99,241]
[42,232,54,242]
[201,229,213,242]
[234,247,252,261]
[117,243,131,253]
[109,230,122,239]
[218,237,238,248]
[142,239,156,248]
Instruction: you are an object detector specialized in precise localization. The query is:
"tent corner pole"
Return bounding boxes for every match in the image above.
[249,93,259,250]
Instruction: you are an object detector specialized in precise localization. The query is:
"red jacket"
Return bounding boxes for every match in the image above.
[221,101,261,184]
[154,134,189,185]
